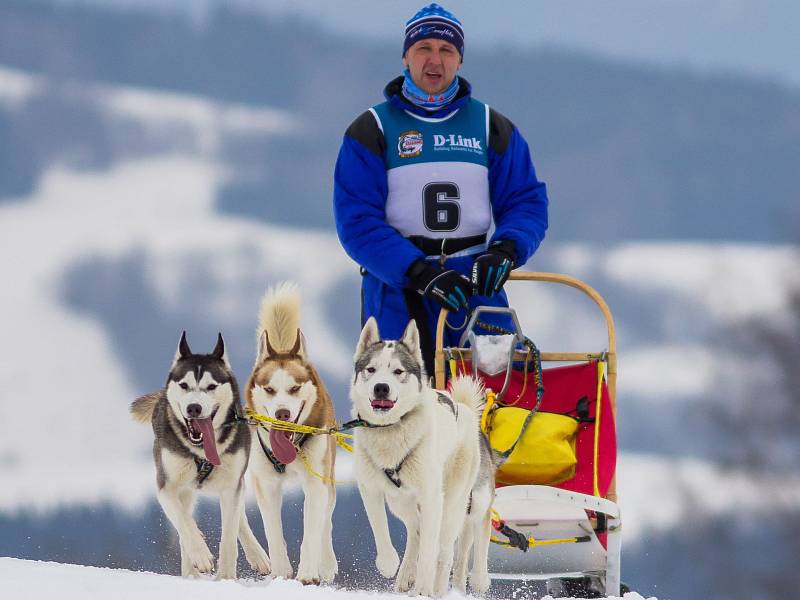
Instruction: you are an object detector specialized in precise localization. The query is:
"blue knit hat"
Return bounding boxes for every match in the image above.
[403,3,464,58]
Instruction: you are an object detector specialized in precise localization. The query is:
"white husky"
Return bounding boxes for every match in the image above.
[350,317,484,597]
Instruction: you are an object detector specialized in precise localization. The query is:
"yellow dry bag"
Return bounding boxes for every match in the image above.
[485,406,579,486]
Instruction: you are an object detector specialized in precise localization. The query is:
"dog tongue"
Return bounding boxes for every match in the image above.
[269,430,298,464]
[194,418,221,466]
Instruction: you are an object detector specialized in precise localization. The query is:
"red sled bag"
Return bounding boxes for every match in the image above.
[453,356,616,497]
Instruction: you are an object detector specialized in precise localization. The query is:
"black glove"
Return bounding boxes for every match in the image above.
[471,240,516,297]
[406,260,473,312]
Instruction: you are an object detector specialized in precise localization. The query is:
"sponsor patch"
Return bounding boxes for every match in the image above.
[433,133,484,154]
[398,130,424,158]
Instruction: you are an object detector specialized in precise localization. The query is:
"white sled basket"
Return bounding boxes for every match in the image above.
[488,485,621,594]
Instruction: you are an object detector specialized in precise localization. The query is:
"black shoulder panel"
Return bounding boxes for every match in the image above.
[345,110,386,157]
[488,107,515,154]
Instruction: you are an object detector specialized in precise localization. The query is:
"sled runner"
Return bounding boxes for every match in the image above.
[434,272,622,597]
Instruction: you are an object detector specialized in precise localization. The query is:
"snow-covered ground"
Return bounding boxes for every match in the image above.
[0,558,655,600]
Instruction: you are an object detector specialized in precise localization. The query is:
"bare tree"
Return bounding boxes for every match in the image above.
[697,255,800,599]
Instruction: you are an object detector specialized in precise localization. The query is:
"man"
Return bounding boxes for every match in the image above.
[334,3,548,376]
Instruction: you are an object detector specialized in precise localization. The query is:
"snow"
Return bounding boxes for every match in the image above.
[603,242,799,323]
[0,65,44,106]
[0,63,297,155]
[617,453,800,539]
[97,84,298,155]
[472,334,516,376]
[619,344,718,401]
[0,558,655,600]
[100,85,296,136]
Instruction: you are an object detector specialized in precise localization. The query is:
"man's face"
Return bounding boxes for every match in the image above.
[403,38,461,95]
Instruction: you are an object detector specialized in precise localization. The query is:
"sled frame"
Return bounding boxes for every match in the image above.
[433,271,621,596]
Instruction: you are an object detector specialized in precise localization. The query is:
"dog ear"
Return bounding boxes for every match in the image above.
[212,332,230,366]
[256,330,268,363]
[355,317,381,360]
[299,331,308,360]
[289,328,307,361]
[400,319,424,367]
[259,331,279,360]
[172,331,192,367]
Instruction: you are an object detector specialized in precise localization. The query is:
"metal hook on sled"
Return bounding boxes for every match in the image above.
[459,306,527,401]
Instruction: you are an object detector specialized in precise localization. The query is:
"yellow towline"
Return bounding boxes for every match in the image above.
[245,408,355,452]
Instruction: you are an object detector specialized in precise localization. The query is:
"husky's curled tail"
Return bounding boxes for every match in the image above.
[257,282,304,358]
[448,374,486,416]
[130,391,162,424]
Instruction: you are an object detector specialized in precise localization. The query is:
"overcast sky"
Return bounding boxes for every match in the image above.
[95,0,800,89]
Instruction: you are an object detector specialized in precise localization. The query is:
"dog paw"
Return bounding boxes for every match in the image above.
[394,562,415,593]
[408,583,437,597]
[297,555,327,587]
[375,548,400,578]
[244,547,271,576]
[319,555,338,584]
[216,561,237,581]
[408,569,437,598]
[470,571,491,595]
[269,557,293,580]
[296,567,321,586]
[394,576,415,594]
[433,578,450,598]
[452,571,467,594]
[184,540,214,575]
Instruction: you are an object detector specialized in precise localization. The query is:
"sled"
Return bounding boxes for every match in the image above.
[434,272,622,597]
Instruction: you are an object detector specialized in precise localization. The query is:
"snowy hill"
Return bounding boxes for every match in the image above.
[1,61,798,599]
[2,153,797,527]
[0,558,654,600]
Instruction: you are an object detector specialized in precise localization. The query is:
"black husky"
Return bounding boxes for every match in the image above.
[130,332,270,579]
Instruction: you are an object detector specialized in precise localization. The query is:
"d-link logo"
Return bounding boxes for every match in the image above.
[433,134,483,152]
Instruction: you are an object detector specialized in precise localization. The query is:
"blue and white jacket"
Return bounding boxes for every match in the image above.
[333,76,549,288]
